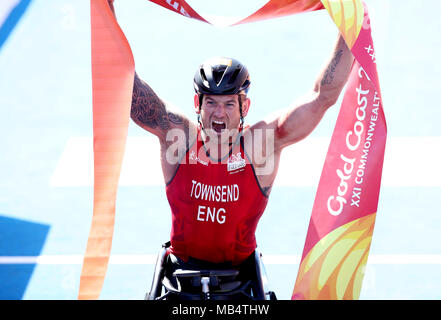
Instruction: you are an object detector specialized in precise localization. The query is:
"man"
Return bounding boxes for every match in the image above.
[108,0,354,294]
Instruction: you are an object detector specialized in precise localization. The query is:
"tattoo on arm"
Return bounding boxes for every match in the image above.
[167,112,185,126]
[130,73,185,130]
[321,49,344,86]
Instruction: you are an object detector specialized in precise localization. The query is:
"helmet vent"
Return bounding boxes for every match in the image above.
[228,67,241,85]
[200,68,207,81]
[213,66,227,85]
[200,68,210,87]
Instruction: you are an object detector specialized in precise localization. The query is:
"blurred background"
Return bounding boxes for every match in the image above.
[1,0,440,299]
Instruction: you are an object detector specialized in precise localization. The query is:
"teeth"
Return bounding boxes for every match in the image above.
[213,121,225,124]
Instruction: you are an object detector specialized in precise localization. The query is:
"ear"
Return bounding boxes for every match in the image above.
[241,97,251,117]
[194,94,201,114]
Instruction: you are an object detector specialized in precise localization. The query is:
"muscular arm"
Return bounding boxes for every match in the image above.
[255,34,354,151]
[130,73,191,141]
[131,73,197,183]
[314,34,353,106]
[244,34,354,195]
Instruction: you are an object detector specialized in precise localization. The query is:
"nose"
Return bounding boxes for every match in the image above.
[213,104,227,118]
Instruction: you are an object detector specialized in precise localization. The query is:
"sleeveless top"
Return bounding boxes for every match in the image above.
[165,127,269,265]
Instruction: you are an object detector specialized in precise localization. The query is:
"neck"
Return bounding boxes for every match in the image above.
[200,127,242,160]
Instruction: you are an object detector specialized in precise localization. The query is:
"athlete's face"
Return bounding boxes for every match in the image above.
[194,94,250,141]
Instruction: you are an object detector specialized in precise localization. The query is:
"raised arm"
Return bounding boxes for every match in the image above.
[258,33,355,151]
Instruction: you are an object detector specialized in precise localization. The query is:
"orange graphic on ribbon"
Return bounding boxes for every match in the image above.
[293,213,376,300]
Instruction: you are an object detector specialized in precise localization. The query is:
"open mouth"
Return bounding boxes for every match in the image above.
[211,120,226,133]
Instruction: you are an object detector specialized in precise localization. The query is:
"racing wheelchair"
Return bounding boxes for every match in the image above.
[145,242,277,300]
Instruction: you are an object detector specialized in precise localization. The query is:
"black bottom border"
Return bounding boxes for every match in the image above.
[1,300,438,318]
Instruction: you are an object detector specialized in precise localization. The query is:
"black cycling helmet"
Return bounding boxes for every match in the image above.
[193,57,251,96]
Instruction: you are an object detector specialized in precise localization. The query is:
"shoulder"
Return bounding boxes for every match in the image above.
[241,121,277,155]
[240,124,281,197]
[240,124,281,174]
